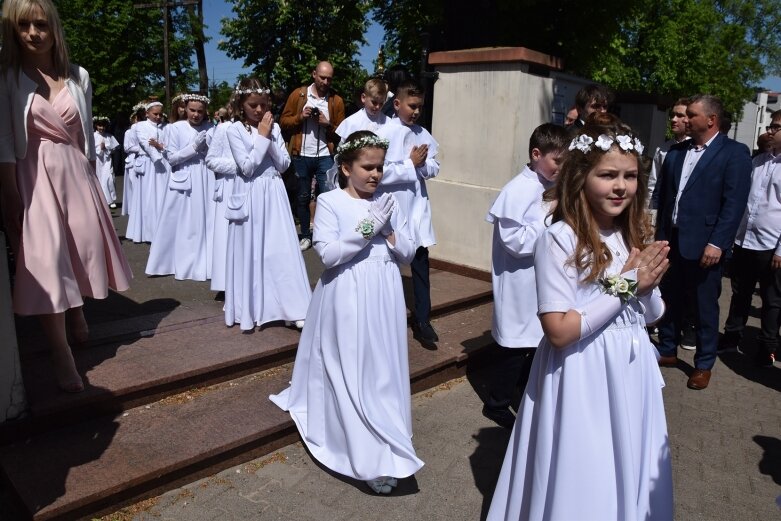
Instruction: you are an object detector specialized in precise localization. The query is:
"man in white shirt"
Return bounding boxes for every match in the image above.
[720,110,781,366]
[280,61,345,250]
[649,98,690,208]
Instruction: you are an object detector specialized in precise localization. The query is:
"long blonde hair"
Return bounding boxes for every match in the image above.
[0,0,70,78]
[550,113,652,283]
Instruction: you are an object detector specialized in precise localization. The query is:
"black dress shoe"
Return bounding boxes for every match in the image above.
[412,321,439,343]
[482,405,516,429]
[717,331,741,352]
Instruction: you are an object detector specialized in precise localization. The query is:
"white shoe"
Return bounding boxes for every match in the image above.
[299,238,312,251]
[366,479,392,494]
[383,477,398,488]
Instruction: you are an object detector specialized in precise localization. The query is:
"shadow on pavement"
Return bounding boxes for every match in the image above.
[754,435,781,486]
[718,326,781,393]
[464,355,512,520]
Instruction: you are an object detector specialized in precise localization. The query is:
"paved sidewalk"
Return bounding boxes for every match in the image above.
[99,337,780,521]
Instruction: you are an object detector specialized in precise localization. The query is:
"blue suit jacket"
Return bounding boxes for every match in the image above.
[654,133,752,260]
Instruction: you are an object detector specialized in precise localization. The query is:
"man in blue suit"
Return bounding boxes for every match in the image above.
[655,94,752,390]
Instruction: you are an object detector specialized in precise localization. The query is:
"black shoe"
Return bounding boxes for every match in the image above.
[482,405,516,429]
[717,331,741,353]
[679,326,696,351]
[412,321,439,343]
[753,349,776,367]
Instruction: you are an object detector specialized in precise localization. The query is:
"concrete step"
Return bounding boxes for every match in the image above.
[2,269,491,442]
[0,303,495,521]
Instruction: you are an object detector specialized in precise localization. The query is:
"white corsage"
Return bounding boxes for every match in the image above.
[599,273,638,303]
[355,217,375,239]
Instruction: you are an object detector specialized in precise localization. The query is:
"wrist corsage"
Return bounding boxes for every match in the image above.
[355,217,375,240]
[599,274,638,303]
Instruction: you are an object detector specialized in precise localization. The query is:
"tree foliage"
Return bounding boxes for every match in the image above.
[372,0,781,116]
[57,0,198,120]
[587,0,775,116]
[370,0,443,75]
[219,0,372,98]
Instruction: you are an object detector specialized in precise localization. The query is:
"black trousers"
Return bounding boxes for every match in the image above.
[485,346,536,412]
[724,245,781,352]
[411,246,431,324]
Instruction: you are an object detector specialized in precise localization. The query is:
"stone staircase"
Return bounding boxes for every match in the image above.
[0,264,495,520]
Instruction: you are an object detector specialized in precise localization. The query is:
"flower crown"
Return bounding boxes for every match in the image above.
[92,115,109,122]
[172,94,183,104]
[181,93,210,105]
[132,102,147,113]
[336,135,389,156]
[569,133,644,155]
[234,86,271,95]
[145,101,163,111]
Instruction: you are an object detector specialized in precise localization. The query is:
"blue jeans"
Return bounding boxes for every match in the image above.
[292,155,333,239]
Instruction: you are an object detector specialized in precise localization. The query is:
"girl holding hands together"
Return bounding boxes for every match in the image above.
[488,113,674,521]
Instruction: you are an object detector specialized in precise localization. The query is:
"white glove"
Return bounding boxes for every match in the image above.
[193,131,208,151]
[369,193,395,233]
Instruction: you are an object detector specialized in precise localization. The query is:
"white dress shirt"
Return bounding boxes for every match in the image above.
[672,132,718,225]
[734,151,781,255]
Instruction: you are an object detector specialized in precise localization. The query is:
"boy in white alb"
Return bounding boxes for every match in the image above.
[482,123,569,429]
[377,80,440,345]
[335,78,388,139]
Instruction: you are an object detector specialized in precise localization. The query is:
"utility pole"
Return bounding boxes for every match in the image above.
[133,0,200,108]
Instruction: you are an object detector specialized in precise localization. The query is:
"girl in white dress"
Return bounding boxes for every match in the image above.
[146,94,214,280]
[224,78,310,330]
[120,104,145,218]
[270,131,423,495]
[93,116,119,208]
[487,113,674,520]
[205,106,237,293]
[126,101,167,243]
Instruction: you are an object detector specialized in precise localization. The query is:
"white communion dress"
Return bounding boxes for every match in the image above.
[223,121,311,329]
[270,188,425,481]
[487,221,674,521]
[145,120,214,280]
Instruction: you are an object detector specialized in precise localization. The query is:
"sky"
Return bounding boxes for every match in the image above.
[202,0,781,92]
[201,0,383,85]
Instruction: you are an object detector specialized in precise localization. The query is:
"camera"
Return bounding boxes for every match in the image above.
[310,107,320,119]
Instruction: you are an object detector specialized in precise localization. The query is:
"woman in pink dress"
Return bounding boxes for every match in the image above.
[0,0,132,393]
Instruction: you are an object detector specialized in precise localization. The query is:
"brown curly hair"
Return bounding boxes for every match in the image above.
[550,112,652,283]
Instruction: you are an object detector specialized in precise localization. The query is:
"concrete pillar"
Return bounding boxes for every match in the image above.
[426,47,563,272]
[0,232,27,422]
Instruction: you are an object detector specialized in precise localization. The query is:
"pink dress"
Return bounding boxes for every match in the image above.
[13,88,132,315]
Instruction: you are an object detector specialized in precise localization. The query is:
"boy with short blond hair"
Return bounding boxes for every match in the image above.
[377,80,440,344]
[335,78,389,139]
[482,123,569,428]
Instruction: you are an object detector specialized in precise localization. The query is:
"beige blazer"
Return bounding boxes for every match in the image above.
[0,64,95,163]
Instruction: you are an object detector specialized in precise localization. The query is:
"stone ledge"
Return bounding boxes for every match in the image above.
[428,46,562,70]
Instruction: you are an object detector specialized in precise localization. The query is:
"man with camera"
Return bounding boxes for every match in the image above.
[280,61,346,250]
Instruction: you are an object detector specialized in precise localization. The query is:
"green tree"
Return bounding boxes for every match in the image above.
[57,0,198,120]
[219,0,371,98]
[370,0,443,74]
[587,0,773,117]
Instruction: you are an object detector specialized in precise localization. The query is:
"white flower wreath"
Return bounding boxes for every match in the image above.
[568,134,645,155]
